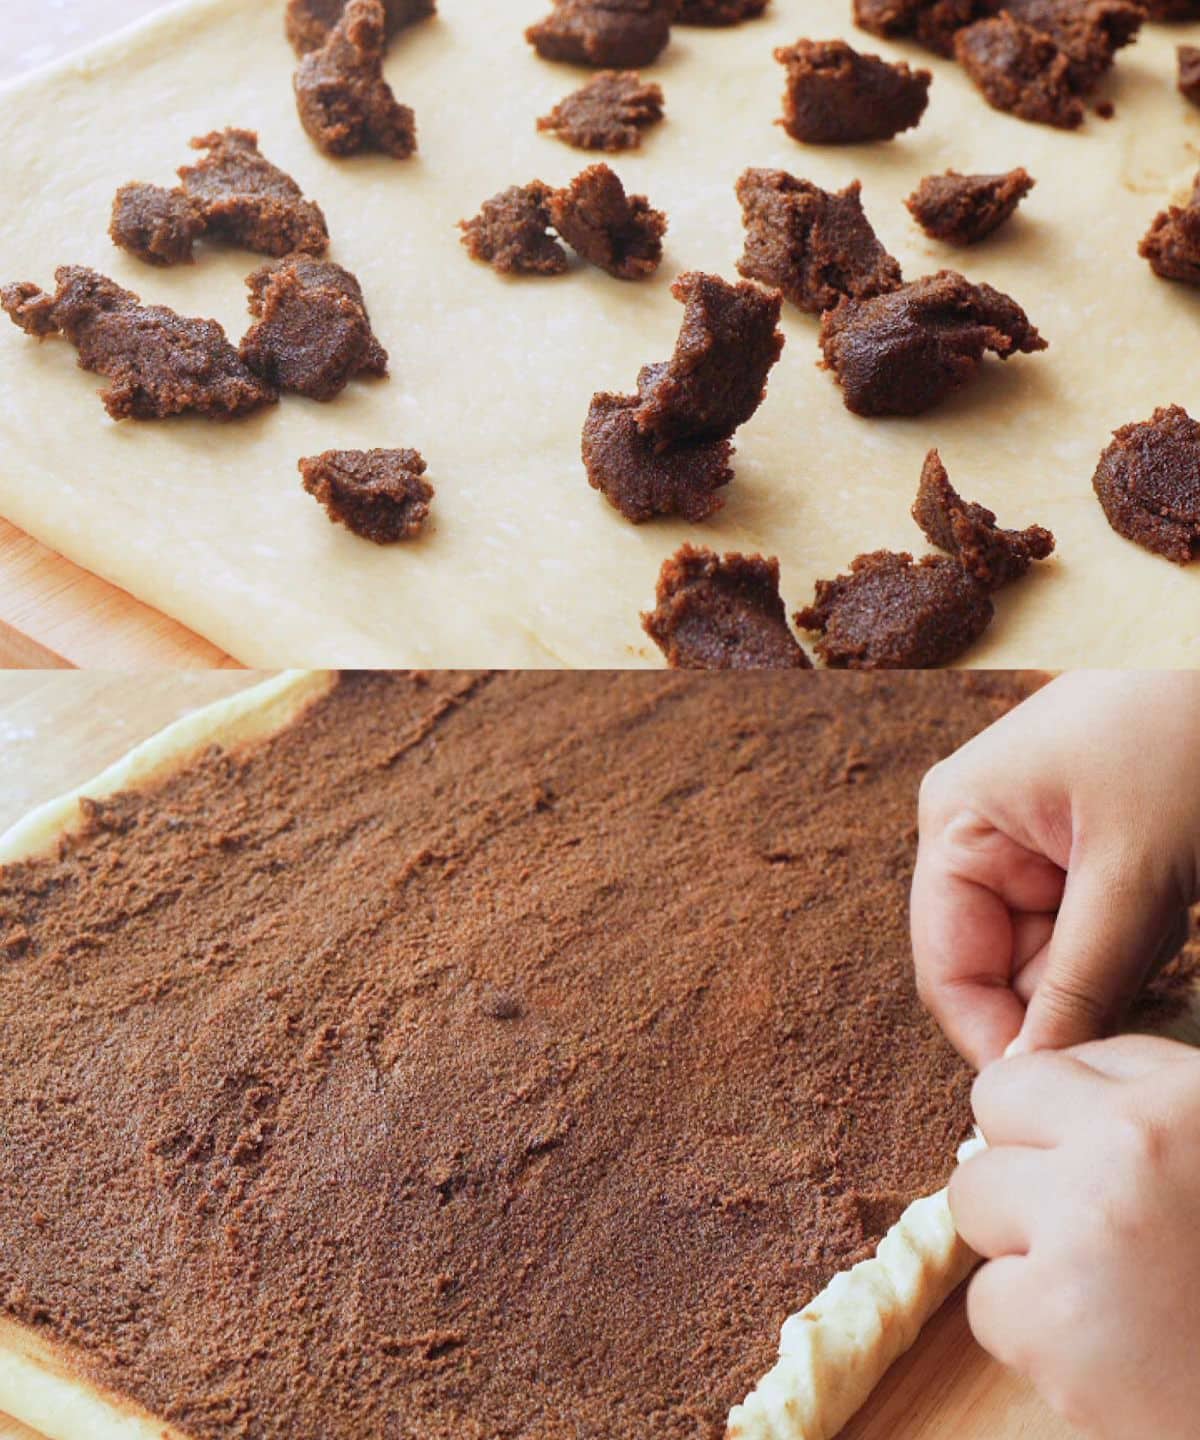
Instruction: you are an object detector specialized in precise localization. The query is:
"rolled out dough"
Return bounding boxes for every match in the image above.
[0,672,980,1440]
[0,0,1198,666]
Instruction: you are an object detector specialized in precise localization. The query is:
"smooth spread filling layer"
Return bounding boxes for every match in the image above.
[0,672,1034,1439]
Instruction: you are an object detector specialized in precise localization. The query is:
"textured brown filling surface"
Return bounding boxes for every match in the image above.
[0,673,1036,1439]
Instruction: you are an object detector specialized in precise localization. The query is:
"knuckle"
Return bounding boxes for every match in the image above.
[969,1064,1000,1117]
[917,760,956,824]
[1034,974,1111,1036]
[1112,1105,1171,1175]
[914,969,941,1017]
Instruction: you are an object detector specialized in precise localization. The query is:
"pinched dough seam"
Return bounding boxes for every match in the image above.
[727,1136,984,1440]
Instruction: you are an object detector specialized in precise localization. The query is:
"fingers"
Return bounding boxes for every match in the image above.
[927,803,1068,914]
[912,797,1066,1070]
[949,1146,1045,1258]
[1013,852,1175,1056]
[1010,911,1055,1005]
[968,1039,1195,1160]
[965,1256,1035,1372]
[911,867,1027,1070]
[970,1051,1112,1148]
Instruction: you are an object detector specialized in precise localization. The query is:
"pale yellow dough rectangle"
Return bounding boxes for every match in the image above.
[1,1,1200,665]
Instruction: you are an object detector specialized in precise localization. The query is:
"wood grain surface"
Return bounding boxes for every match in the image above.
[0,1416,39,1440]
[0,0,239,671]
[0,673,1076,1439]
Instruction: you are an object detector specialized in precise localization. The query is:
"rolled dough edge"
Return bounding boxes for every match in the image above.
[0,670,335,864]
[727,1136,985,1440]
[731,946,1200,1440]
[0,668,977,1440]
[0,1317,190,1440]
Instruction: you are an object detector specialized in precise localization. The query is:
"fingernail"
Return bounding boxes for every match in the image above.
[1003,1036,1027,1060]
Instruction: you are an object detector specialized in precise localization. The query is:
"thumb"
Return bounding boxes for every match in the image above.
[1012,852,1170,1055]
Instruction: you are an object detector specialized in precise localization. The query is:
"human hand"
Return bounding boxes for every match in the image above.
[950,1035,1200,1439]
[911,671,1200,1070]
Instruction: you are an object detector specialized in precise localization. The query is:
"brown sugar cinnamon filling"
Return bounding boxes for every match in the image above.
[0,671,1043,1438]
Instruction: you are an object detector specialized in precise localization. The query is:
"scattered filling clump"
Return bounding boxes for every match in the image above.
[537,71,665,151]
[294,0,418,158]
[675,0,769,22]
[461,169,665,279]
[906,168,1035,244]
[109,185,204,267]
[1092,405,1200,564]
[642,544,811,669]
[583,271,783,520]
[796,550,994,669]
[300,447,433,542]
[459,183,568,275]
[913,449,1055,587]
[526,0,674,70]
[239,257,389,401]
[1179,45,1200,106]
[548,164,667,279]
[1,266,276,422]
[1140,175,1200,286]
[774,39,932,144]
[854,0,1141,126]
[996,0,1142,92]
[819,269,1046,417]
[954,13,1083,129]
[631,271,785,449]
[736,168,901,314]
[854,0,987,56]
[285,0,435,54]
[582,394,734,521]
[110,129,329,266]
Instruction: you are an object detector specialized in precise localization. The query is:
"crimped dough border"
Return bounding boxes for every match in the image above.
[0,670,980,1440]
[729,1137,984,1440]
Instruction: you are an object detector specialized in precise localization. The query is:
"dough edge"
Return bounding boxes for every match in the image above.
[0,670,338,1439]
[0,1317,191,1440]
[0,670,981,1440]
[729,1136,984,1440]
[0,0,236,100]
[0,670,334,865]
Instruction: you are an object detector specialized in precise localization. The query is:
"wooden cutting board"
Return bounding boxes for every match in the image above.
[0,520,240,668]
[0,674,1074,1438]
[0,2,239,670]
